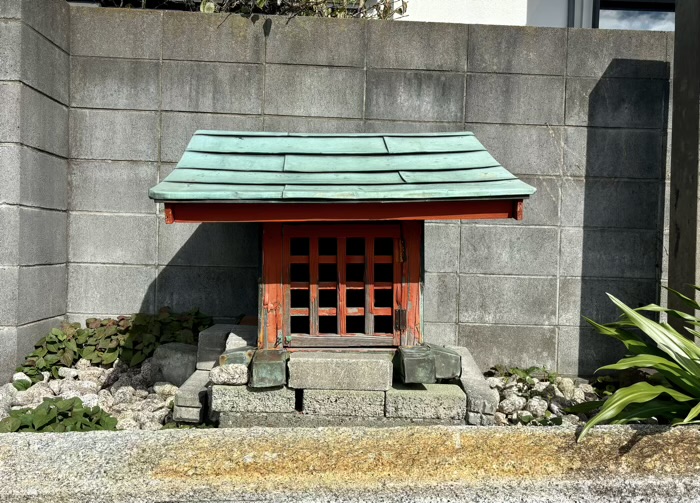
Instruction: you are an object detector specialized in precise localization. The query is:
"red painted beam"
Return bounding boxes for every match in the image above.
[163,200,524,223]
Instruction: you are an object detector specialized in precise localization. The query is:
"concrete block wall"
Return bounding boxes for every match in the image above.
[0,0,70,382]
[0,3,674,377]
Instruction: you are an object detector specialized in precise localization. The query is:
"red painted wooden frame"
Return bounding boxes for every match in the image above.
[259,222,422,349]
[164,200,524,224]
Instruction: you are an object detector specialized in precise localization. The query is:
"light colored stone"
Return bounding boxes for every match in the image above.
[81,393,99,409]
[385,384,466,420]
[498,396,527,415]
[224,325,258,350]
[210,364,248,385]
[303,389,385,417]
[461,378,500,416]
[288,352,393,391]
[173,405,203,423]
[210,385,295,414]
[516,410,534,423]
[11,372,30,385]
[60,379,99,397]
[151,343,198,387]
[153,382,178,400]
[174,370,210,408]
[13,382,53,406]
[77,367,106,386]
[558,378,575,400]
[526,397,549,418]
[197,324,236,370]
[446,346,483,381]
[75,359,92,371]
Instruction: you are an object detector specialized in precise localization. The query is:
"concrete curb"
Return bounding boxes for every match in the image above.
[0,425,699,502]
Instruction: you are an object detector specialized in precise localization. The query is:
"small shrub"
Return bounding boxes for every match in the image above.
[16,307,213,383]
[487,365,559,386]
[0,397,117,433]
[577,288,700,441]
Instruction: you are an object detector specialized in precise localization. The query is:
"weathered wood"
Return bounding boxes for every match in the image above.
[287,335,395,347]
[188,134,389,155]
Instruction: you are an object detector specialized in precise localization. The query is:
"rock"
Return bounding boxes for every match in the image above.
[98,390,114,410]
[549,397,571,415]
[102,367,120,388]
[578,383,595,394]
[139,359,161,384]
[558,377,575,400]
[516,410,533,423]
[494,411,509,426]
[48,380,62,395]
[58,367,79,379]
[502,388,521,400]
[116,418,139,430]
[485,377,504,390]
[153,382,178,400]
[111,376,132,391]
[75,359,92,371]
[60,380,99,396]
[140,398,167,413]
[41,372,50,383]
[139,421,163,431]
[531,381,553,397]
[498,395,526,414]
[13,383,53,406]
[572,388,586,404]
[12,372,31,385]
[81,394,99,408]
[77,368,107,387]
[210,364,248,385]
[563,414,580,425]
[151,343,198,387]
[526,396,549,418]
[112,386,135,405]
[0,383,18,418]
[133,389,149,399]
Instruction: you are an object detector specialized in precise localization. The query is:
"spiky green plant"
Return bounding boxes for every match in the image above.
[577,287,700,441]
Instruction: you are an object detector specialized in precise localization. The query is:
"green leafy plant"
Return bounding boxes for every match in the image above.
[0,397,118,433]
[577,288,700,441]
[488,365,559,386]
[16,307,213,383]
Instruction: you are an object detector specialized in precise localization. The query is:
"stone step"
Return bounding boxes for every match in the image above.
[210,385,296,414]
[288,352,393,391]
[385,383,466,420]
[303,389,385,417]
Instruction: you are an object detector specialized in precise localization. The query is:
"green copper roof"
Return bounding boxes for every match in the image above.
[149,131,536,202]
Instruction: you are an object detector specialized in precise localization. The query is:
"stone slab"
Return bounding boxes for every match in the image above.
[445,345,482,381]
[225,325,258,350]
[218,412,463,428]
[197,324,236,371]
[209,364,248,386]
[209,385,295,414]
[303,389,385,417]
[288,352,393,391]
[395,346,436,384]
[174,369,210,408]
[172,405,203,424]
[385,384,466,420]
[427,345,461,380]
[249,350,287,388]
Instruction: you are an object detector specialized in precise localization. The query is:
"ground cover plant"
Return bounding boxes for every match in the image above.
[576,287,700,441]
[0,397,117,433]
[15,307,212,385]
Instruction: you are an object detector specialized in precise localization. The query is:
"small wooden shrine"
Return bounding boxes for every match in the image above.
[149,132,535,354]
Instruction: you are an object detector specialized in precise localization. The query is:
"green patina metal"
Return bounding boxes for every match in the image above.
[218,346,257,367]
[427,344,462,380]
[395,346,437,385]
[249,350,288,388]
[149,131,536,202]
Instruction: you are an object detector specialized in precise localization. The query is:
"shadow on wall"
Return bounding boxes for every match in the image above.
[575,58,669,375]
[137,222,262,324]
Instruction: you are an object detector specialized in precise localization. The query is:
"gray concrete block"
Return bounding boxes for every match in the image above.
[364,120,464,133]
[71,57,159,111]
[163,11,263,63]
[563,126,665,179]
[559,228,658,279]
[20,146,68,210]
[197,324,235,371]
[0,82,20,142]
[457,324,557,372]
[423,273,458,323]
[19,207,67,265]
[225,325,258,349]
[567,28,668,79]
[565,78,667,129]
[160,112,263,163]
[288,352,393,391]
[0,326,17,385]
[264,116,363,134]
[70,109,159,161]
[0,205,18,265]
[303,389,385,417]
[217,411,463,427]
[460,378,499,422]
[560,178,661,230]
[265,64,364,119]
[558,277,659,327]
[424,223,460,273]
[155,265,257,319]
[266,16,364,67]
[385,384,466,420]
[0,144,19,205]
[20,85,68,157]
[174,369,210,408]
[367,20,467,71]
[0,266,18,325]
[20,23,69,104]
[469,25,566,75]
[157,221,259,267]
[459,275,557,325]
[466,74,565,125]
[422,323,457,346]
[70,6,162,59]
[69,213,156,265]
[67,264,155,315]
[445,345,483,381]
[21,0,69,51]
[0,20,20,80]
[487,175,559,227]
[460,225,558,276]
[558,325,627,376]
[0,0,19,19]
[365,69,465,122]
[17,264,66,325]
[70,160,157,214]
[464,123,564,177]
[15,315,63,366]
[161,61,262,115]
[172,405,203,423]
[210,384,295,413]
